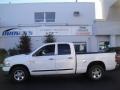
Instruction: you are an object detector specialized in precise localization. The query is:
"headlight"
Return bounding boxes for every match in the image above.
[3,61,11,67]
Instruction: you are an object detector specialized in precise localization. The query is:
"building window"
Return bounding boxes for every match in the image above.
[74,42,87,54]
[99,41,110,51]
[34,12,44,22]
[45,12,55,22]
[34,12,55,22]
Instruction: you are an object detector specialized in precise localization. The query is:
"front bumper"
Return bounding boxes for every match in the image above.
[2,66,11,75]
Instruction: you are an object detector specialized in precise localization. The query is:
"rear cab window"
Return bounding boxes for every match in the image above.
[58,44,71,55]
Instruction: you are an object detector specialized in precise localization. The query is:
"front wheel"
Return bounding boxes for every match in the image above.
[87,65,104,80]
[9,67,29,82]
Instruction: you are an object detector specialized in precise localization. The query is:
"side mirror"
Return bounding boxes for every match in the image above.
[32,51,45,57]
[41,50,46,55]
[32,53,37,57]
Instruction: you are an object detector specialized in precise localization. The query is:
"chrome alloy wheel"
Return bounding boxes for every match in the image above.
[14,70,25,82]
[91,67,102,79]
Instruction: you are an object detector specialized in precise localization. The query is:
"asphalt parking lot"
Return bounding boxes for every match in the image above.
[0,68,120,90]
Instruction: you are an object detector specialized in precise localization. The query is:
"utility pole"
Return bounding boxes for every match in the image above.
[76,0,78,3]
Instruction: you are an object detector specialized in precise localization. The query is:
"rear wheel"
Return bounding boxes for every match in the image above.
[9,67,29,82]
[87,65,104,80]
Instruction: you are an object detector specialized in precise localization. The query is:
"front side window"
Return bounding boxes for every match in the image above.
[58,44,71,55]
[45,12,55,22]
[34,44,55,56]
[34,12,44,22]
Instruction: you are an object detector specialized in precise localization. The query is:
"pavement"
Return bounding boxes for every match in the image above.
[0,68,120,90]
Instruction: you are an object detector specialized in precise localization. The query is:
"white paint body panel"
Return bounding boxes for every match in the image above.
[2,42,117,76]
[76,52,116,73]
[55,43,76,74]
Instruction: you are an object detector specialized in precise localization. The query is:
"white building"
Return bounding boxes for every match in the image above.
[0,1,120,53]
[94,0,120,51]
[0,2,95,53]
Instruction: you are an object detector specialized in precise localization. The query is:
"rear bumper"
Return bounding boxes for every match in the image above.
[116,63,120,69]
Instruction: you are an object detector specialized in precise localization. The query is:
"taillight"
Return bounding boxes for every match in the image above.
[115,54,117,60]
[115,54,120,64]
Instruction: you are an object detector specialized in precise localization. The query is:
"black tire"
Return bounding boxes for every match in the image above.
[9,67,29,82]
[87,65,104,80]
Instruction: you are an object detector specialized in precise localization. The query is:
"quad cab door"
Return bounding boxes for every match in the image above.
[30,44,56,75]
[55,44,76,74]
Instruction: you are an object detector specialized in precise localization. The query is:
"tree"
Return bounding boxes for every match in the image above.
[17,32,31,54]
[44,34,56,43]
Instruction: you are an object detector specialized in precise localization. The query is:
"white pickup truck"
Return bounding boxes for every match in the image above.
[2,42,117,82]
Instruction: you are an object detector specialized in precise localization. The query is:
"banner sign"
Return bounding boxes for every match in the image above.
[0,26,92,36]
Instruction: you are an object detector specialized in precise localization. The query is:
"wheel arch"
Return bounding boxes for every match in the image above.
[9,64,30,75]
[87,61,106,72]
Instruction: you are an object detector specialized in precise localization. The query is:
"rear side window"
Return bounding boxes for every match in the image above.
[58,44,71,55]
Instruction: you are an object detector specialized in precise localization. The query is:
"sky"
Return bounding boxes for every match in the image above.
[0,0,95,3]
[0,0,103,19]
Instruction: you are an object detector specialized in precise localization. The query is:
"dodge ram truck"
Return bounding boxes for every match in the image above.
[2,42,117,82]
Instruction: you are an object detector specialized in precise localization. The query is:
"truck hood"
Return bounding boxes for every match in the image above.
[5,54,31,62]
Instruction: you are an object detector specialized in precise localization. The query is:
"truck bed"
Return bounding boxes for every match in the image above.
[76,52,116,73]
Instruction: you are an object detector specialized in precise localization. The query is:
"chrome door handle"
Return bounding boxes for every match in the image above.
[68,57,73,59]
[49,58,54,60]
